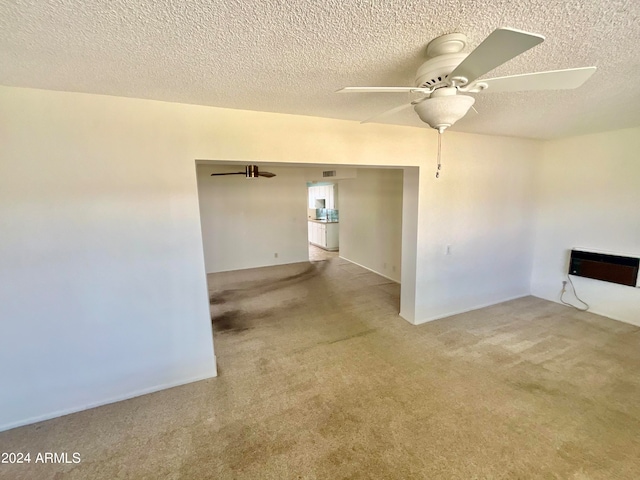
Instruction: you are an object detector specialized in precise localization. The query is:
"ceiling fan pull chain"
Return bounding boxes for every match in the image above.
[435,130,442,178]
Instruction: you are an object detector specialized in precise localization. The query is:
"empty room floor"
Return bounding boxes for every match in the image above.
[308,243,338,261]
[1,258,639,479]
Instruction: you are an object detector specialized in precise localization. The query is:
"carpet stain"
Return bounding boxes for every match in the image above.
[209,294,226,305]
[211,310,249,333]
[326,328,376,345]
[511,380,562,396]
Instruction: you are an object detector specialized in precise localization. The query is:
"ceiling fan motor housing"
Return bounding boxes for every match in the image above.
[246,165,259,177]
[415,53,468,89]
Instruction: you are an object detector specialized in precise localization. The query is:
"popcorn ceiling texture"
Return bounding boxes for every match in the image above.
[1,0,639,139]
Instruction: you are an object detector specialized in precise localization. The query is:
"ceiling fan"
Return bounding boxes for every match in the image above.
[337,27,596,176]
[210,165,276,178]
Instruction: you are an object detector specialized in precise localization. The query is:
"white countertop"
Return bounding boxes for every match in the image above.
[308,219,339,224]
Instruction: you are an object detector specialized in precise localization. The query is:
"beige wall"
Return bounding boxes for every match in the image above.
[0,87,217,431]
[412,131,539,322]
[0,85,540,430]
[196,164,309,273]
[339,169,404,282]
[531,127,640,325]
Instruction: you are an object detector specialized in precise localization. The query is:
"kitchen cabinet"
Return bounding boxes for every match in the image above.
[308,188,316,208]
[308,184,338,209]
[308,220,339,251]
[326,185,334,209]
[325,222,339,249]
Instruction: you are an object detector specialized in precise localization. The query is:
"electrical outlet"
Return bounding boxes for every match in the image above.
[445,244,452,255]
[274,253,278,258]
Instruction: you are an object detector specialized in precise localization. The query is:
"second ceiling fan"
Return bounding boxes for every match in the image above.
[210,165,276,178]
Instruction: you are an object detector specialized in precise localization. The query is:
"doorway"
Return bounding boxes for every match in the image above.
[194,160,419,324]
[309,244,338,261]
[307,181,340,261]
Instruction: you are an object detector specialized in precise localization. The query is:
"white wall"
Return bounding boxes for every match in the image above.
[400,168,420,321]
[530,127,640,326]
[196,164,309,273]
[339,169,404,282]
[412,133,539,323]
[0,85,540,429]
[0,88,217,432]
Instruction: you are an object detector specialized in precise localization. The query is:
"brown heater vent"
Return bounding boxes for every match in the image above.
[569,250,639,287]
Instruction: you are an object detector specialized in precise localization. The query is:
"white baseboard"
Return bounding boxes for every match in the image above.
[207,258,310,274]
[0,362,217,433]
[338,256,401,284]
[413,294,530,325]
[531,294,640,328]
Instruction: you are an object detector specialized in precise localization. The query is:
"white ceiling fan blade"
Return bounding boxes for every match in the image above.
[449,28,544,85]
[360,102,416,124]
[337,87,428,94]
[472,66,597,92]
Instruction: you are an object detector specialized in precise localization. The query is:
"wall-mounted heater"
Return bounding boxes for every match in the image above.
[569,249,640,287]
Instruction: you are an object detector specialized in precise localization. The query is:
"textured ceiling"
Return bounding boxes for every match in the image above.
[1,0,639,139]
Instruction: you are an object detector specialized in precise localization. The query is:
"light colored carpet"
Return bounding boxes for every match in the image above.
[1,258,639,479]
[308,243,338,261]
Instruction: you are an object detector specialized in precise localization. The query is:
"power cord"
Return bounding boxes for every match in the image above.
[560,276,589,312]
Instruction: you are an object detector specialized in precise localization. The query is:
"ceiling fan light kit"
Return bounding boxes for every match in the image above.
[337,27,597,178]
[413,87,475,132]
